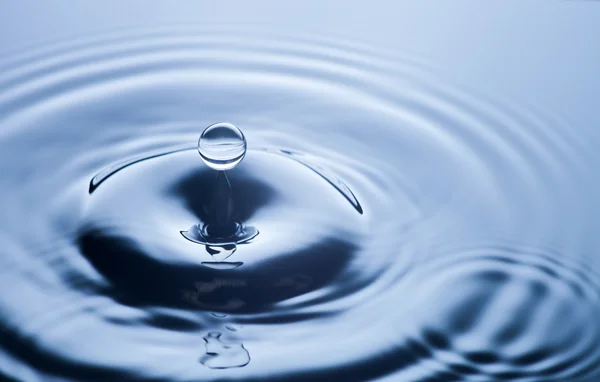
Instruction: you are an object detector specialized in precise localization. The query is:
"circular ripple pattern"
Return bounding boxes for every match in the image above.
[0,26,599,382]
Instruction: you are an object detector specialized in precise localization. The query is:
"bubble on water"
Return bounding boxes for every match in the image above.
[198,122,247,171]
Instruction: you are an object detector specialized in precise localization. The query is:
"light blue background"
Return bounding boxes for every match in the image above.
[1,0,599,129]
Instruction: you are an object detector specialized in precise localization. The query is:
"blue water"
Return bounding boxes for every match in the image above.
[1,3,600,382]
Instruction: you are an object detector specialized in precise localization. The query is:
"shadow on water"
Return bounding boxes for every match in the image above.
[76,169,357,314]
[77,231,355,314]
[172,167,275,228]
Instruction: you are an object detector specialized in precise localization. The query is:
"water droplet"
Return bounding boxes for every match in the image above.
[198,122,247,171]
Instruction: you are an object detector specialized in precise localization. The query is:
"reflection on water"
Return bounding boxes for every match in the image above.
[180,170,260,249]
[200,331,250,369]
[0,26,599,382]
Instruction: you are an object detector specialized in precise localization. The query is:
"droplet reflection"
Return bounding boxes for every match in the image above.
[199,332,250,369]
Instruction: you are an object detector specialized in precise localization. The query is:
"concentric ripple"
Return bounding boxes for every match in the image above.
[0,26,598,382]
[384,245,600,382]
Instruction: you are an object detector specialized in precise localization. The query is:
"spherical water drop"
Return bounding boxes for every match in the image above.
[198,123,247,171]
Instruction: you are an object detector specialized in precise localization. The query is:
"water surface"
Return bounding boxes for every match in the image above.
[0,25,599,382]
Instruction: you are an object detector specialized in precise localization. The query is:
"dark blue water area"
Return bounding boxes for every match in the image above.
[0,14,600,382]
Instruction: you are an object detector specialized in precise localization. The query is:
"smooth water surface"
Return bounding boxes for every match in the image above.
[1,6,600,381]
